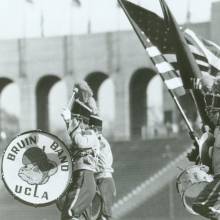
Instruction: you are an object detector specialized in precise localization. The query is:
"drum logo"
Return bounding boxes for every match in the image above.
[18,147,58,185]
[1,131,72,206]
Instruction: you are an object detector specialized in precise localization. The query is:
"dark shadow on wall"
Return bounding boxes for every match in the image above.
[36,75,60,132]
[129,68,156,139]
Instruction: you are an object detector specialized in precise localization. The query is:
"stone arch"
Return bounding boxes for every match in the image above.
[129,68,156,139]
[85,72,116,137]
[0,77,20,140]
[36,75,60,131]
[0,77,13,93]
[49,80,68,135]
[85,72,108,100]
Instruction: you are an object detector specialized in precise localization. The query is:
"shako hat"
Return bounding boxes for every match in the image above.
[71,99,92,122]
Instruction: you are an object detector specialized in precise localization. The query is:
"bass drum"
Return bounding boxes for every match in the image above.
[56,190,103,220]
[176,165,213,215]
[1,130,73,207]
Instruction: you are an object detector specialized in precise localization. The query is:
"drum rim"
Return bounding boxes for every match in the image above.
[182,189,199,215]
[1,129,73,207]
[176,164,213,215]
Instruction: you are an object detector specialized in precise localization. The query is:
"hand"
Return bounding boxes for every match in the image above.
[61,108,71,122]
[72,87,79,98]
[202,125,210,133]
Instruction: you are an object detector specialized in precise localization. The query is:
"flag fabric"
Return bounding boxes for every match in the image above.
[116,0,120,8]
[118,0,195,89]
[158,0,213,128]
[40,11,44,38]
[72,0,81,7]
[117,0,220,89]
[118,0,185,97]
[184,29,220,76]
[118,0,201,141]
[118,0,218,128]
[178,29,210,76]
[161,28,220,79]
[145,38,186,96]
[159,0,202,89]
[118,0,220,80]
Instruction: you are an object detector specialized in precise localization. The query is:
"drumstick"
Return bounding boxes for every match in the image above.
[67,88,78,110]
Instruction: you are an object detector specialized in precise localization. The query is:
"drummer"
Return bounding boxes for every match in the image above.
[89,114,116,220]
[189,75,220,220]
[61,100,100,220]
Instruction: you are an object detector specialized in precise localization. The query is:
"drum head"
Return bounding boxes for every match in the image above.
[176,165,213,215]
[1,130,72,207]
[183,182,209,215]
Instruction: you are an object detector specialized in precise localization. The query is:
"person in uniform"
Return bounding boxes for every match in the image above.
[89,114,116,220]
[61,99,100,220]
[188,74,220,220]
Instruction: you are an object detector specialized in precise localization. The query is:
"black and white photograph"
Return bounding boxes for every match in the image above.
[0,0,220,219]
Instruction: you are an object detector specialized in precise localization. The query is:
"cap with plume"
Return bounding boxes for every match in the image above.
[74,81,93,98]
[74,80,98,114]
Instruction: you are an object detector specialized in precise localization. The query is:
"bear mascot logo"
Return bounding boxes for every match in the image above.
[18,147,58,185]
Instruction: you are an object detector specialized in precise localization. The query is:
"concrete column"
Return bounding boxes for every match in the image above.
[64,75,76,101]
[17,39,26,78]
[63,36,74,76]
[113,72,130,141]
[17,38,37,132]
[19,78,36,132]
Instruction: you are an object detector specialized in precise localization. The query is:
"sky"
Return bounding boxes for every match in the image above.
[0,0,219,39]
[0,0,220,131]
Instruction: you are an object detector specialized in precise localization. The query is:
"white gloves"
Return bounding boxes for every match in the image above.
[61,108,71,122]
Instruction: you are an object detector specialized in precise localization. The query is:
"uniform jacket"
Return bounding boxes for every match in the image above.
[68,118,100,172]
[95,135,114,179]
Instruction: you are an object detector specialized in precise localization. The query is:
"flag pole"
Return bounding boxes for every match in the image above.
[87,0,91,34]
[38,0,44,38]
[186,0,191,24]
[69,0,81,36]
[159,0,213,130]
[118,0,200,146]
[116,2,121,72]
[24,0,34,38]
[69,4,74,35]
[23,1,27,39]
[40,8,44,37]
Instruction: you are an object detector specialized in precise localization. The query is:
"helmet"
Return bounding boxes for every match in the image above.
[71,99,92,124]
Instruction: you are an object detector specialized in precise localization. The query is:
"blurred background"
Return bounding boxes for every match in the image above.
[0,0,219,219]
